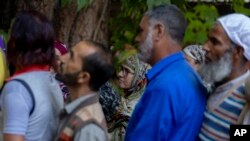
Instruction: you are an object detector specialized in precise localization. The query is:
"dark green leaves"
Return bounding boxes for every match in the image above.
[61,0,93,11]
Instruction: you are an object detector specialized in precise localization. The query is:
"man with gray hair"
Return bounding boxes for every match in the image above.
[125,4,207,141]
[198,13,250,140]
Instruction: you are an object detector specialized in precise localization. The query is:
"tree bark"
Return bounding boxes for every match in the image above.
[16,0,55,20]
[4,0,110,48]
[54,0,110,47]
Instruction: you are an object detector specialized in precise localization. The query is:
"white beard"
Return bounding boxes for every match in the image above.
[137,28,153,63]
[198,51,232,85]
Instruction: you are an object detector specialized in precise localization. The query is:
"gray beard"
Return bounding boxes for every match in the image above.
[137,28,153,63]
[198,51,232,85]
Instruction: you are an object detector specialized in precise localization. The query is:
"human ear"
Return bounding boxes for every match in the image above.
[234,46,244,59]
[154,23,165,40]
[77,72,90,84]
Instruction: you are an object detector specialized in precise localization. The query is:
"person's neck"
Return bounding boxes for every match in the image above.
[214,64,248,87]
[151,38,181,65]
[68,85,95,101]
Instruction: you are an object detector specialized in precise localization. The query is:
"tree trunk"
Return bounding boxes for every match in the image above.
[16,0,55,20]
[3,0,110,48]
[54,0,110,48]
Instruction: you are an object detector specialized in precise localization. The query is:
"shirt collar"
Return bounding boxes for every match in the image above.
[146,51,185,81]
[64,93,98,114]
[215,70,250,93]
[7,65,50,81]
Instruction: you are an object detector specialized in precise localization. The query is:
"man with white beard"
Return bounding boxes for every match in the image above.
[198,14,250,141]
[124,4,207,141]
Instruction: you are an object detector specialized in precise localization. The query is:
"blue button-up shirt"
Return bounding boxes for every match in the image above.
[125,52,207,141]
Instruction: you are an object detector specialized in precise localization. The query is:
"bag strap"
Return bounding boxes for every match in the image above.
[11,79,35,116]
[73,119,108,141]
[58,94,108,141]
[59,94,99,132]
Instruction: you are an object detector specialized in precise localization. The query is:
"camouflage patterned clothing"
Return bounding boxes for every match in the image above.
[108,88,145,141]
[99,82,120,122]
[108,55,150,141]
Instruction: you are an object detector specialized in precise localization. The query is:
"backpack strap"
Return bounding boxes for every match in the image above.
[57,94,108,141]
[10,79,35,116]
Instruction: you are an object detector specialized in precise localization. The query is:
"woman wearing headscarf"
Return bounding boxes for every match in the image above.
[108,55,150,141]
[99,81,120,122]
[183,45,213,93]
[183,44,205,70]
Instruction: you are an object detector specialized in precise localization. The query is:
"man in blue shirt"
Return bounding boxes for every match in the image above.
[124,4,207,141]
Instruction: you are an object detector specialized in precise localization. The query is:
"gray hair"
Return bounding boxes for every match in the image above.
[145,4,187,44]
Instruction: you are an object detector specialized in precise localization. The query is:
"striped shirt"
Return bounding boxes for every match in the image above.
[199,71,249,141]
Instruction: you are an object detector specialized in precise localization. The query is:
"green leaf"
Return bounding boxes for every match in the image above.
[61,0,72,7]
[77,0,92,11]
[124,31,134,42]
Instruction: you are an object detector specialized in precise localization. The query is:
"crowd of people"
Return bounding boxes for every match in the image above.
[0,3,250,141]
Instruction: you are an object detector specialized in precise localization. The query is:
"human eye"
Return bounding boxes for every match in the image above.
[209,37,220,45]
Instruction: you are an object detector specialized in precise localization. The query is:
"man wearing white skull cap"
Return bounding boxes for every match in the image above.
[198,13,250,140]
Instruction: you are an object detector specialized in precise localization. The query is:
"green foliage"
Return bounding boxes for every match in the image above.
[61,0,72,7]
[61,0,93,11]
[147,0,171,9]
[232,0,250,16]
[184,4,219,46]
[110,0,171,53]
[109,0,146,68]
[109,0,147,54]
[77,0,93,11]
[110,0,219,52]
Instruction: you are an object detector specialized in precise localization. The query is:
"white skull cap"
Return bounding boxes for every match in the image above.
[217,13,250,60]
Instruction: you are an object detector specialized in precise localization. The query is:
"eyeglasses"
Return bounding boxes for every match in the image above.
[120,65,135,76]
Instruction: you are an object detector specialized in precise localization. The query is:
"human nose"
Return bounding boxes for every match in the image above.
[117,70,124,78]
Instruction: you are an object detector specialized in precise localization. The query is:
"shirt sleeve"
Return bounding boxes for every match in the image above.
[1,80,33,135]
[74,124,106,141]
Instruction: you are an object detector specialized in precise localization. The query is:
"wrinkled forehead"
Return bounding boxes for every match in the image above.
[209,23,232,45]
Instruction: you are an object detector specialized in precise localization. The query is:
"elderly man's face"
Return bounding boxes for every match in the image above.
[199,23,234,84]
[135,16,154,63]
[203,23,233,63]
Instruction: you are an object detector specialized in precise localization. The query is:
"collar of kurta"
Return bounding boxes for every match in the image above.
[146,51,185,81]
[7,65,50,81]
[214,70,250,94]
